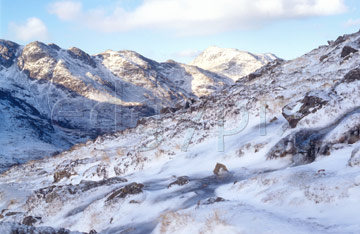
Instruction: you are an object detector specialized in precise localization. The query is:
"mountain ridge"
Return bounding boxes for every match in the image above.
[0,39,275,172]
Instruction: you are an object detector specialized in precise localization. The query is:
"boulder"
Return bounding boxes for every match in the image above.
[213,163,229,176]
[168,176,189,188]
[106,182,144,202]
[341,46,358,58]
[22,216,41,226]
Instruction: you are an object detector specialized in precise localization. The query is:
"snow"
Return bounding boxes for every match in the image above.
[190,45,278,81]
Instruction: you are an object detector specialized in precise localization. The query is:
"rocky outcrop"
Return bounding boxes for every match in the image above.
[341,46,358,58]
[282,91,330,128]
[22,216,41,226]
[342,68,360,83]
[67,47,96,68]
[0,40,19,68]
[106,182,144,202]
[0,222,85,234]
[31,177,128,204]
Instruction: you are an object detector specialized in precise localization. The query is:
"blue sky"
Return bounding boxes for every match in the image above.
[1,0,360,63]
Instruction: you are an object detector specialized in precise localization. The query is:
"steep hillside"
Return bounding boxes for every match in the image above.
[0,41,247,172]
[1,31,360,233]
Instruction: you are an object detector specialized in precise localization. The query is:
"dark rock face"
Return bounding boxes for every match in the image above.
[282,92,329,128]
[67,47,96,68]
[270,108,360,165]
[22,216,41,226]
[342,68,360,83]
[48,43,61,51]
[106,182,144,202]
[341,46,358,58]
[0,40,19,68]
[168,176,189,188]
[267,129,324,165]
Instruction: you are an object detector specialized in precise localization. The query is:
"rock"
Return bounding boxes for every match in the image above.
[89,230,97,234]
[168,176,190,188]
[96,163,108,179]
[5,211,21,216]
[53,170,72,183]
[0,222,84,233]
[33,177,127,204]
[342,68,360,83]
[22,216,41,226]
[348,128,360,144]
[349,147,360,167]
[333,35,347,46]
[267,129,323,165]
[48,43,61,51]
[160,107,178,114]
[319,54,328,62]
[106,182,144,202]
[341,46,358,58]
[0,40,19,68]
[67,47,96,68]
[213,163,229,176]
[282,91,329,128]
[203,197,225,205]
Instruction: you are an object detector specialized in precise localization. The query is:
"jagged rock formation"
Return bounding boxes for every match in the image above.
[1,31,360,233]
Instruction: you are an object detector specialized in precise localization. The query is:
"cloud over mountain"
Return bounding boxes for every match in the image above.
[48,0,347,35]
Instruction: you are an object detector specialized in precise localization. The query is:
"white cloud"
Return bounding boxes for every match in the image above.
[345,18,360,27]
[9,17,49,41]
[49,0,347,35]
[48,1,82,21]
[175,49,201,59]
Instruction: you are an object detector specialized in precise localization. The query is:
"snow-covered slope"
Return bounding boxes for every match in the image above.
[190,46,279,81]
[0,40,235,172]
[1,30,360,233]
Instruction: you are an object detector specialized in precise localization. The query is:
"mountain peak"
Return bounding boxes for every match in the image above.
[190,46,278,81]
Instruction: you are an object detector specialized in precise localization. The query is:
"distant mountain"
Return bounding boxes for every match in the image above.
[0,40,274,171]
[190,46,279,81]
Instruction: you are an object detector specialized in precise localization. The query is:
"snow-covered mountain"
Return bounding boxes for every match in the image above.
[0,41,239,172]
[190,46,279,81]
[1,30,360,234]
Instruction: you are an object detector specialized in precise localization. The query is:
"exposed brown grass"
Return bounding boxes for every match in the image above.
[159,211,193,233]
